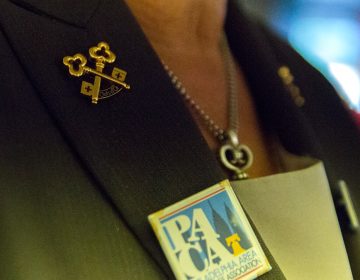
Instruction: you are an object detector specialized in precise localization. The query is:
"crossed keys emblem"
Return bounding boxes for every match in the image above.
[63,42,130,104]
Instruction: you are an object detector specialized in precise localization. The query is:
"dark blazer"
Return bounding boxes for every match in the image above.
[0,0,359,279]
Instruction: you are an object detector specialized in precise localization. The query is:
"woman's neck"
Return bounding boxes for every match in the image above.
[125,0,279,177]
[124,0,227,57]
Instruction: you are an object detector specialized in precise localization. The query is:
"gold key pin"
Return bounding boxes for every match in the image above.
[63,42,130,104]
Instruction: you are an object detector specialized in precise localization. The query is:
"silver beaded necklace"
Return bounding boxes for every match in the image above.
[164,37,253,180]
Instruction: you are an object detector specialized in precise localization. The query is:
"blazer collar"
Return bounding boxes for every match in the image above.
[1,0,225,276]
[225,0,318,157]
[1,0,300,276]
[5,2,358,276]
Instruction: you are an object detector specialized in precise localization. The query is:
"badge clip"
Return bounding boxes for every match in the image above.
[63,42,130,104]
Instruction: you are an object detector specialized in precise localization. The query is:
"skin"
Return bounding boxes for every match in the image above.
[125,0,278,177]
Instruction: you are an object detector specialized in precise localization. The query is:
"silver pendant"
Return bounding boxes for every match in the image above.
[219,130,253,180]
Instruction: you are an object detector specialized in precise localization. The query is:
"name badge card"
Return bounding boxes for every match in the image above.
[148,180,271,280]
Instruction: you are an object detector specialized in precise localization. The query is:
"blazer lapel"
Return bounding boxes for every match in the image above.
[225,0,319,158]
[1,0,290,278]
[1,0,226,276]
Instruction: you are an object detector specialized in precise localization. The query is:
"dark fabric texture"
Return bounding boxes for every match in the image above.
[0,0,358,278]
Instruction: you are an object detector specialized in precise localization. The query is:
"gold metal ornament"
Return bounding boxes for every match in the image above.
[63,42,130,104]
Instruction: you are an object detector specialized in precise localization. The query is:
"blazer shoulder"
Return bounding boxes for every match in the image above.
[0,0,100,27]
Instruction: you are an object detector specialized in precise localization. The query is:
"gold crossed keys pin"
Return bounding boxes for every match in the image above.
[63,42,131,104]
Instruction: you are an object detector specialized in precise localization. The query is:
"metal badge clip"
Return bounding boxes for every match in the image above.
[338,180,359,232]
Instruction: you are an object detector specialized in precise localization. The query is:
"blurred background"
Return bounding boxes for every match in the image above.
[242,0,360,121]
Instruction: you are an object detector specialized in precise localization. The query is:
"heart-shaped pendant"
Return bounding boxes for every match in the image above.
[219,130,253,180]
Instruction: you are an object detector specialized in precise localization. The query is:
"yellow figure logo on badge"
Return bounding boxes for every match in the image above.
[226,234,246,256]
[162,208,246,278]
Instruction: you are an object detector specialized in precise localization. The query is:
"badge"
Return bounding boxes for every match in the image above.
[63,42,131,104]
[148,180,271,280]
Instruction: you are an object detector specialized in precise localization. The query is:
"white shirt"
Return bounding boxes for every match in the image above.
[231,151,353,279]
